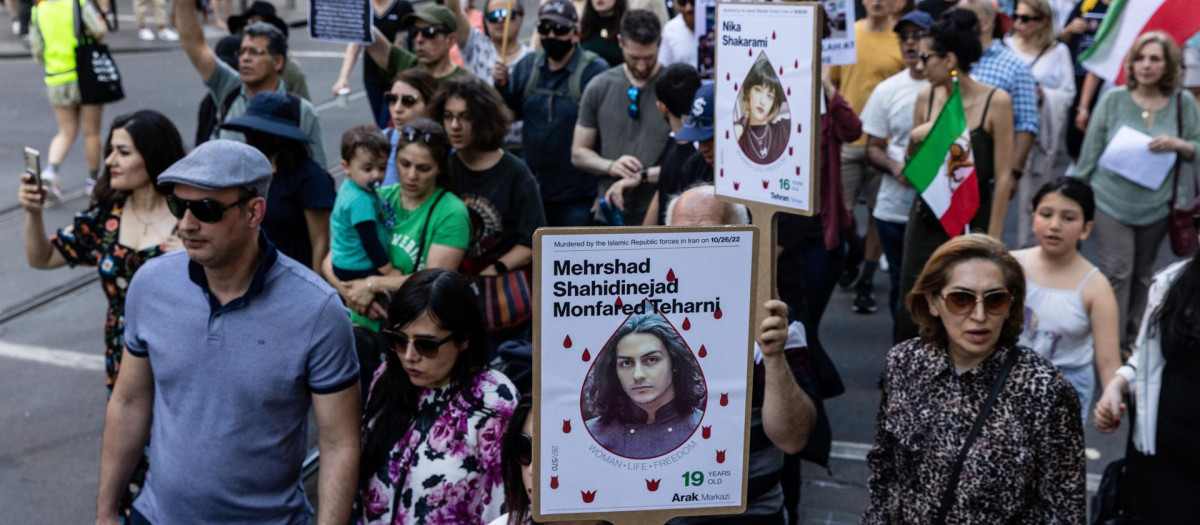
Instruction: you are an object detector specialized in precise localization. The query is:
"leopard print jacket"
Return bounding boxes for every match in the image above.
[862,338,1086,524]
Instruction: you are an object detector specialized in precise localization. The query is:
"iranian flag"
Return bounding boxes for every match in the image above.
[1080,0,1200,84]
[902,79,979,238]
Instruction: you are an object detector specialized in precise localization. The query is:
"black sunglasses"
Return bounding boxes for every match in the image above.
[380,328,457,359]
[897,30,925,42]
[918,50,940,65]
[409,25,450,39]
[1013,14,1043,23]
[166,192,255,223]
[486,8,522,23]
[384,93,419,108]
[401,124,438,145]
[939,290,1014,316]
[537,21,573,37]
[519,433,533,466]
[627,86,640,119]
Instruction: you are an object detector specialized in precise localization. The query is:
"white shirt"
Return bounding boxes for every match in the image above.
[1002,37,1076,100]
[861,69,927,224]
[658,14,696,68]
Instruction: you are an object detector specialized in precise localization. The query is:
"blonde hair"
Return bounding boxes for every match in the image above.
[1015,0,1056,51]
[1124,31,1182,95]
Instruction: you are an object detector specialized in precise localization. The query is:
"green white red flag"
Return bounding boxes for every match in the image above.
[902,78,979,237]
[1080,0,1200,84]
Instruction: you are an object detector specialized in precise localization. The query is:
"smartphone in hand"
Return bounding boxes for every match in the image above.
[23,147,41,187]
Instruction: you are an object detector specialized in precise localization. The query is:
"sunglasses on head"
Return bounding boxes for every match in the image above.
[627,86,641,119]
[409,25,450,39]
[380,328,457,359]
[939,290,1014,316]
[519,433,532,466]
[166,192,256,223]
[897,30,925,42]
[384,93,419,108]
[1013,14,1043,23]
[486,8,522,23]
[401,125,437,145]
[537,21,573,37]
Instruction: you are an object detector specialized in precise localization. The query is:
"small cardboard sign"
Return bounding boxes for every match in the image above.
[713,1,821,216]
[532,227,758,525]
[308,0,374,45]
[820,0,857,65]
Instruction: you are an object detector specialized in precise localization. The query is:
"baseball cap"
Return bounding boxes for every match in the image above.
[676,83,714,142]
[402,4,458,32]
[538,0,578,26]
[894,10,934,32]
[157,140,273,198]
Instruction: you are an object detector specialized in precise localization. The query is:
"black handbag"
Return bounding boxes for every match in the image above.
[1090,457,1139,525]
[73,0,124,105]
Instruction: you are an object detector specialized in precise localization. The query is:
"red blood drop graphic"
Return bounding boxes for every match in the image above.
[797,123,803,133]
[726,72,730,81]
[582,490,597,503]
[787,87,791,96]
[734,82,739,91]
[716,450,726,463]
[779,66,784,75]
[725,130,729,140]
[563,419,572,433]
[762,180,769,189]
[720,393,729,406]
[551,476,560,489]
[747,48,752,56]
[733,182,740,190]
[789,146,794,156]
[698,345,707,358]
[614,296,624,308]
[666,268,676,282]
[563,335,572,349]
[582,348,591,362]
[794,59,799,68]
[682,317,691,330]
[795,166,800,176]
[772,31,776,39]
[702,425,712,439]
[714,307,723,319]
[719,168,724,177]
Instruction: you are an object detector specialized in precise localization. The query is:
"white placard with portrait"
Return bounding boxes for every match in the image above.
[820,0,856,65]
[713,2,820,216]
[532,227,757,523]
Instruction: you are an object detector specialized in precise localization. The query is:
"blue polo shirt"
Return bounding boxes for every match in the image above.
[124,234,359,524]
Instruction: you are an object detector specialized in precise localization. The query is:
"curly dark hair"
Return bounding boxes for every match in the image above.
[907,234,1026,349]
[92,110,186,207]
[428,75,513,152]
[584,311,705,423]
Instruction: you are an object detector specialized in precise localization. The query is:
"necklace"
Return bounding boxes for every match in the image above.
[747,123,771,159]
[125,202,167,237]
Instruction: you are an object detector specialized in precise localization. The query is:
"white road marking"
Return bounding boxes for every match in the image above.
[831,440,1102,493]
[0,341,104,371]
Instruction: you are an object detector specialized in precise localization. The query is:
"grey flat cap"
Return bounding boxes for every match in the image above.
[158,140,273,198]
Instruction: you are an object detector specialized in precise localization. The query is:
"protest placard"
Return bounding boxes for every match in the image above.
[821,0,856,65]
[532,227,758,525]
[309,0,374,45]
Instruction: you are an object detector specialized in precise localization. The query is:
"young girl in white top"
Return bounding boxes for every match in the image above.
[1014,177,1122,424]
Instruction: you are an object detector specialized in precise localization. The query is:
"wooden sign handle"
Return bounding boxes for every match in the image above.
[745,203,778,335]
[500,0,514,60]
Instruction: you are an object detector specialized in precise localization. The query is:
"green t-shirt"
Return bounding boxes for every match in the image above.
[351,185,471,330]
[330,178,387,273]
[385,46,472,87]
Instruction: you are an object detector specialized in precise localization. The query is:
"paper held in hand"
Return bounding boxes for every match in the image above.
[1098,125,1177,190]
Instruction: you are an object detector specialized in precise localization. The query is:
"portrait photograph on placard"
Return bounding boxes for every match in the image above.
[532,228,758,523]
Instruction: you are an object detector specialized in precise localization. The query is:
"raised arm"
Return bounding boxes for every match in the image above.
[173,0,218,81]
[757,300,816,454]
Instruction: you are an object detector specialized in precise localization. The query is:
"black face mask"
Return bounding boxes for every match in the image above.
[542,38,573,61]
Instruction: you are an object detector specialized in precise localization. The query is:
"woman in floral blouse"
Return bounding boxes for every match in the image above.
[357,268,518,524]
[18,109,185,522]
[864,234,1085,524]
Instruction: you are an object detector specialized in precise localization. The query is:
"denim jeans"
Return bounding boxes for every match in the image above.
[875,219,906,319]
[544,197,595,227]
[1057,362,1094,426]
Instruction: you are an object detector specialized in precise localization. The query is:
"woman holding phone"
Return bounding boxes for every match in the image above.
[17,109,186,521]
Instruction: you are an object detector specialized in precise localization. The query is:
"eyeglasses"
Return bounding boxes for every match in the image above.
[409,25,450,39]
[537,21,573,37]
[627,86,640,119]
[166,192,255,223]
[938,290,1014,316]
[1013,14,1043,23]
[442,111,471,126]
[918,50,941,65]
[486,8,522,23]
[380,328,457,358]
[238,46,270,57]
[384,93,419,108]
[518,433,533,466]
[400,125,436,145]
[897,30,925,42]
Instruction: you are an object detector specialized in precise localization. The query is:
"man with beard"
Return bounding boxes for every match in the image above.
[571,9,671,225]
[494,0,610,226]
[364,3,470,88]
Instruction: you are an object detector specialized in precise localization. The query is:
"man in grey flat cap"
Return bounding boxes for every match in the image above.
[95,140,360,525]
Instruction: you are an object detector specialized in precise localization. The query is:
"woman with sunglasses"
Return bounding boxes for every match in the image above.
[356,269,518,524]
[579,0,626,66]
[1095,223,1200,521]
[382,68,437,186]
[892,9,1015,343]
[221,92,336,273]
[18,109,186,519]
[1003,0,1076,248]
[331,0,416,129]
[864,234,1086,524]
[1013,177,1120,426]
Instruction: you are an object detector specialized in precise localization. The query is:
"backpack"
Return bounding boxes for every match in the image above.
[194,89,303,148]
[521,48,599,106]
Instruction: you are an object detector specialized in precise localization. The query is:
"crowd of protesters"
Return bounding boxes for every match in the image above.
[12,0,1200,522]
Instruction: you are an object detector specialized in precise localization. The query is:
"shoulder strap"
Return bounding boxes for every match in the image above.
[979,88,998,128]
[287,93,303,126]
[1172,92,1183,208]
[926,89,935,120]
[1029,45,1050,69]
[522,50,546,100]
[1077,266,1100,292]
[933,347,1020,525]
[412,189,447,271]
[569,50,599,105]
[218,88,241,122]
